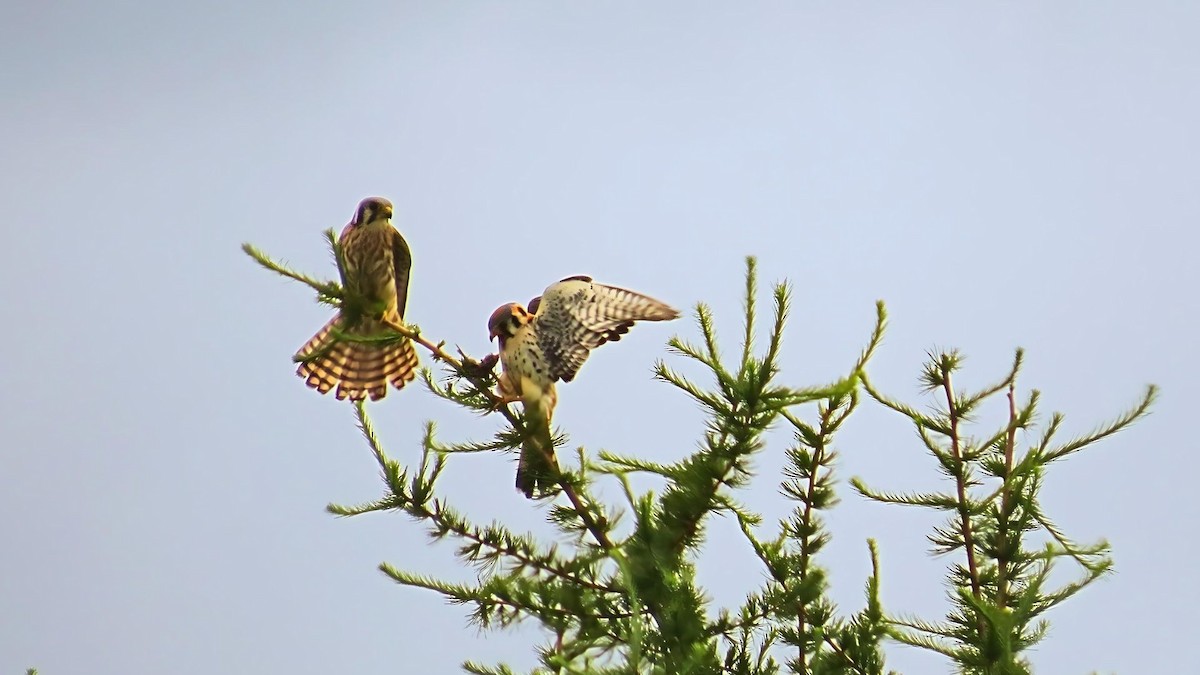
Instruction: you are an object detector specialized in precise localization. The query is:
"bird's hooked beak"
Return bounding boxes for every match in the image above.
[488,304,517,341]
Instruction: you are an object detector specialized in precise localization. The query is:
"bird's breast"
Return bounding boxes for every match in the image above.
[503,330,550,386]
[343,227,397,301]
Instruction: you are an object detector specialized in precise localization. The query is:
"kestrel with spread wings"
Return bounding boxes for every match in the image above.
[487,275,679,497]
[295,197,419,401]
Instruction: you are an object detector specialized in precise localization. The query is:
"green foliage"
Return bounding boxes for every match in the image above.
[855,352,1156,674]
[243,242,1156,675]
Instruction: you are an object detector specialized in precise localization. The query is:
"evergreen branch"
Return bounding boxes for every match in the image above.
[378,566,481,604]
[1029,507,1111,571]
[854,301,889,375]
[714,493,761,527]
[653,360,733,415]
[859,372,952,436]
[761,281,789,381]
[888,614,965,662]
[323,228,348,287]
[849,480,961,510]
[956,348,1024,416]
[555,479,616,551]
[430,433,518,455]
[326,495,401,516]
[863,344,1155,673]
[768,379,859,408]
[610,548,645,668]
[1035,411,1065,454]
[780,402,838,666]
[665,336,723,372]
[613,471,641,517]
[336,406,615,603]
[378,442,614,592]
[996,383,1020,609]
[381,564,573,625]
[976,390,1038,479]
[1030,554,1111,612]
[352,399,391,471]
[655,260,789,558]
[740,256,758,371]
[937,359,985,612]
[461,661,519,675]
[696,303,732,392]
[240,241,343,301]
[864,538,884,625]
[888,614,954,638]
[423,369,499,413]
[1041,384,1159,463]
[885,628,960,660]
[595,451,677,479]
[914,424,953,470]
[822,634,871,675]
[731,505,777,576]
[708,598,775,638]
[453,524,615,593]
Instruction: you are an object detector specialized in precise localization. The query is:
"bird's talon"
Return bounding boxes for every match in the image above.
[488,395,518,411]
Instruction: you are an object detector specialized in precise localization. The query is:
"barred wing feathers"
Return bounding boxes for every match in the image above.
[532,275,679,383]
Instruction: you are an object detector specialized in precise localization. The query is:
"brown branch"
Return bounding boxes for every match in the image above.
[822,635,870,675]
[794,406,835,674]
[380,317,465,369]
[423,499,614,593]
[997,384,1019,608]
[941,369,983,602]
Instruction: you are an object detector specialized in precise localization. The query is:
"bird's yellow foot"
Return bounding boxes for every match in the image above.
[489,394,521,411]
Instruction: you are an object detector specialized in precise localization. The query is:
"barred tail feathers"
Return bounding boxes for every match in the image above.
[295,316,418,401]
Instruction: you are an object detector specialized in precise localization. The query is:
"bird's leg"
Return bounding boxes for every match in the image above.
[488,370,523,410]
[490,394,522,410]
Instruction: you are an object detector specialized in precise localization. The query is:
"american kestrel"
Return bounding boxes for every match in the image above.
[487,275,680,497]
[295,197,419,401]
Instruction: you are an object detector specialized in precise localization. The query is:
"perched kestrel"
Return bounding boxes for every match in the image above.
[295,197,419,401]
[487,275,680,497]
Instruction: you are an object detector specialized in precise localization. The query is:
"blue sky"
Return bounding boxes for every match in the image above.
[2,3,1195,673]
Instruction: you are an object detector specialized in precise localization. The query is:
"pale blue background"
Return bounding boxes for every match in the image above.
[2,3,1194,673]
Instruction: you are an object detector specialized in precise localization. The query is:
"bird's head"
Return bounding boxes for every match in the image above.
[352,197,394,226]
[488,303,532,343]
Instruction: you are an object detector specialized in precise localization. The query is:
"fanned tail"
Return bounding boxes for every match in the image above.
[295,315,419,401]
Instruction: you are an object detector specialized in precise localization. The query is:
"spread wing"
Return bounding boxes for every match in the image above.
[390,227,413,318]
[532,275,679,383]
